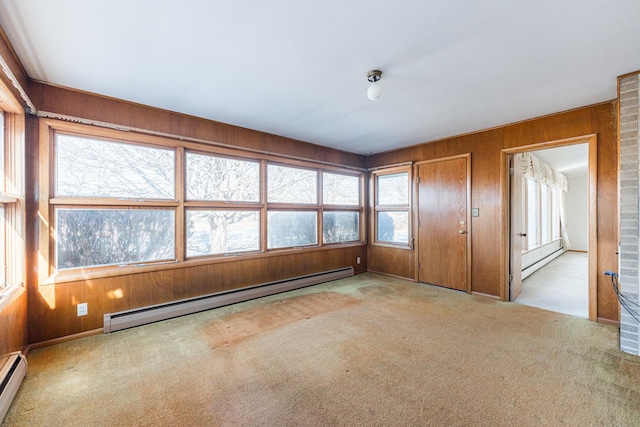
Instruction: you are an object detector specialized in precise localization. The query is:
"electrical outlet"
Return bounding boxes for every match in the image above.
[357,256,361,265]
[77,302,88,317]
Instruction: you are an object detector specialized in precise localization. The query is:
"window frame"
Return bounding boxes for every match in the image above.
[523,177,562,252]
[370,165,412,249]
[39,120,366,282]
[0,89,25,300]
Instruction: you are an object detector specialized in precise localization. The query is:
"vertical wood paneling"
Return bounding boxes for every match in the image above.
[592,102,620,321]
[0,288,27,356]
[29,246,366,343]
[367,102,619,324]
[29,82,366,169]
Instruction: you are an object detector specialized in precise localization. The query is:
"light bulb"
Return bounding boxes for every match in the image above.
[367,82,382,101]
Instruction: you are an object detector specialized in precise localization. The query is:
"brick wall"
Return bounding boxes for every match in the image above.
[619,73,640,355]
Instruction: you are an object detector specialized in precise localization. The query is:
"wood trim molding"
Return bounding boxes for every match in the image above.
[500,134,598,321]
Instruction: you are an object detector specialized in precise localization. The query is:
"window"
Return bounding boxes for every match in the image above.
[56,208,175,269]
[551,188,561,240]
[268,164,317,204]
[53,133,177,269]
[526,178,539,248]
[524,177,562,250]
[56,135,175,199]
[322,172,361,244]
[372,167,411,246]
[186,152,259,202]
[42,121,365,277]
[0,106,25,292]
[187,210,260,257]
[540,184,550,244]
[185,152,262,257]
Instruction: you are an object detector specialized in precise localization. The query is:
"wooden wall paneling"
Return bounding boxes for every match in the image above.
[502,107,593,148]
[368,246,415,279]
[67,280,84,335]
[29,82,366,169]
[130,272,152,309]
[0,289,27,355]
[158,270,174,304]
[41,282,69,342]
[592,102,620,322]
[82,278,106,331]
[171,267,191,301]
[0,27,30,110]
[148,271,166,306]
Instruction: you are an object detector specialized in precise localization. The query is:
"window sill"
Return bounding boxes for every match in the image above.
[41,241,367,285]
[0,285,25,314]
[521,238,562,255]
[371,241,413,250]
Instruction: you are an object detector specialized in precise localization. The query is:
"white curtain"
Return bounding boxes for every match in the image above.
[515,152,571,248]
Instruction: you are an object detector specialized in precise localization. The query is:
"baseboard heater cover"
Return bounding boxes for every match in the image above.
[104,266,354,333]
[0,352,27,423]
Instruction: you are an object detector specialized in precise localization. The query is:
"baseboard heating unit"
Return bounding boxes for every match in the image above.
[0,352,27,423]
[104,266,354,333]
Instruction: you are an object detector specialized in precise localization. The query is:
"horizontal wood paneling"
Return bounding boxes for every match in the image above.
[27,81,366,169]
[367,102,619,323]
[29,246,366,343]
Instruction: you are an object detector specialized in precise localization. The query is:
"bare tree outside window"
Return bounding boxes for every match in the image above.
[323,172,359,206]
[56,135,175,199]
[323,211,359,243]
[56,209,175,269]
[187,210,259,257]
[186,153,261,257]
[55,134,176,269]
[268,165,317,204]
[268,211,317,248]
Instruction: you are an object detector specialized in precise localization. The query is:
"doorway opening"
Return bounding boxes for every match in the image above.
[503,135,597,321]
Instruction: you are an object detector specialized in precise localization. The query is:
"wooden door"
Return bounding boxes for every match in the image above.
[418,156,470,292]
[509,155,525,300]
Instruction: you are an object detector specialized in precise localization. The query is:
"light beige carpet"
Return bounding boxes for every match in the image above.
[4,273,640,426]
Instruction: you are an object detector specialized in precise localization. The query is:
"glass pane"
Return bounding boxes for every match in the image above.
[268,164,317,204]
[526,179,539,247]
[323,211,359,243]
[377,172,408,205]
[186,152,260,202]
[540,184,550,244]
[267,211,317,248]
[186,210,259,257]
[323,172,359,205]
[56,134,175,199]
[56,209,175,269]
[377,211,409,244]
[552,188,561,239]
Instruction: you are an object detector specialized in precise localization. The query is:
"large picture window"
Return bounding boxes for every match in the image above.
[56,208,175,269]
[43,121,364,277]
[371,167,411,247]
[56,135,175,199]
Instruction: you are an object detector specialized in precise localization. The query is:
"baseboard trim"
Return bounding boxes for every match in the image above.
[366,270,416,282]
[27,328,103,351]
[597,317,620,326]
[471,291,501,300]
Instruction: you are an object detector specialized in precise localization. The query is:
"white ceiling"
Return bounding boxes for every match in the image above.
[532,144,588,179]
[0,1,639,155]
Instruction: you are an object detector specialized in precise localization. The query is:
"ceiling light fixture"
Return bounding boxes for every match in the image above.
[367,70,382,101]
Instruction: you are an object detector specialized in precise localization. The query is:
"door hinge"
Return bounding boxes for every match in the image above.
[509,167,514,175]
[509,274,513,283]
[417,176,420,184]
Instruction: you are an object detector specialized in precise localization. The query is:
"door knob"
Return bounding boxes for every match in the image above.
[518,233,527,237]
[459,230,468,234]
